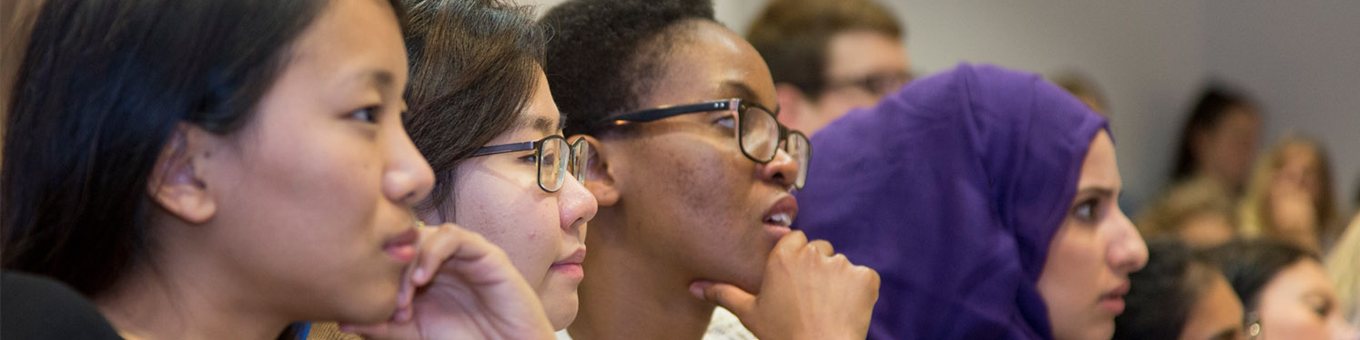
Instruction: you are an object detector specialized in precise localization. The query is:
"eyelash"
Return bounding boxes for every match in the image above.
[517,153,538,164]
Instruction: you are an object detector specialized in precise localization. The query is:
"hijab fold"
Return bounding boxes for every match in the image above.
[794,64,1108,339]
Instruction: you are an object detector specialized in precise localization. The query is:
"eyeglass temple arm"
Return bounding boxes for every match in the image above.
[470,141,537,157]
[597,100,733,125]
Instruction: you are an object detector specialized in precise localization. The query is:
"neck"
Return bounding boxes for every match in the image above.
[567,212,716,340]
[96,232,291,339]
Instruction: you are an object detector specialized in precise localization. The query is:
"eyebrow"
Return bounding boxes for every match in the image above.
[515,115,560,135]
[362,70,395,89]
[1074,187,1116,199]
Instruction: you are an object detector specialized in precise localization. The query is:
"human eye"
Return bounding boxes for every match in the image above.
[1070,198,1101,223]
[517,153,538,165]
[347,105,380,123]
[713,114,736,130]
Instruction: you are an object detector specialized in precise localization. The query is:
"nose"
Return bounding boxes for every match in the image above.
[384,124,436,206]
[558,173,598,238]
[1108,207,1149,274]
[759,147,800,190]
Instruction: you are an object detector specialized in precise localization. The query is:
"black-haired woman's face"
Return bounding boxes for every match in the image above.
[603,21,799,292]
[190,0,432,323]
[1195,106,1261,187]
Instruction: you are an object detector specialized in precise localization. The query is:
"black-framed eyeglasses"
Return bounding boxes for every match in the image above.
[595,98,810,189]
[471,135,589,193]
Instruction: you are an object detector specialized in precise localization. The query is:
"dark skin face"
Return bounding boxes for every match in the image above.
[589,20,800,293]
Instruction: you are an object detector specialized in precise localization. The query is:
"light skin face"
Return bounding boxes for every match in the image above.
[163,0,429,324]
[1179,270,1245,340]
[1039,131,1150,340]
[1176,211,1236,249]
[594,20,800,295]
[1267,142,1326,250]
[1194,107,1261,189]
[1255,259,1346,340]
[776,30,908,135]
[443,70,598,329]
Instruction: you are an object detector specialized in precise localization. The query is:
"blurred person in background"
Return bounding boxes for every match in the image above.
[1136,177,1237,248]
[1114,238,1248,340]
[1140,83,1261,249]
[745,0,910,136]
[1202,239,1356,340]
[1237,135,1340,254]
[1052,71,1111,117]
[1325,213,1360,331]
[1169,83,1263,196]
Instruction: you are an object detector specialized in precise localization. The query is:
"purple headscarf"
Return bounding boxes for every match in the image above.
[793,64,1107,339]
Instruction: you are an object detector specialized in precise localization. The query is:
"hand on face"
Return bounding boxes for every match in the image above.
[689,230,880,340]
[1269,169,1319,244]
[340,223,554,340]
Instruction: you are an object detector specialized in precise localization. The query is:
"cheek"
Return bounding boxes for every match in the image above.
[1039,224,1106,306]
[453,170,560,284]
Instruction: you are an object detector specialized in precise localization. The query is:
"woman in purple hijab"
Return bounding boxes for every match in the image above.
[794,64,1149,340]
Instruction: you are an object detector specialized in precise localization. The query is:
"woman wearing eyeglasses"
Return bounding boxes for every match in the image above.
[305,0,594,338]
[541,0,880,339]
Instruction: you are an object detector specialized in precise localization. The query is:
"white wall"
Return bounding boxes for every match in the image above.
[523,0,1359,213]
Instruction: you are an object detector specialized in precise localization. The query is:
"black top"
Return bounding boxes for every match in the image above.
[2,270,122,339]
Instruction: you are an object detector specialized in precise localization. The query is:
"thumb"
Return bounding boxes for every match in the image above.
[690,280,757,317]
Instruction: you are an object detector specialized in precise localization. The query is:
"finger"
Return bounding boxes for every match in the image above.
[689,280,757,318]
[410,223,473,286]
[807,240,835,256]
[773,230,809,255]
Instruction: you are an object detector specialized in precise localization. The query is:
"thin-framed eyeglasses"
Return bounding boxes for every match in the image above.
[825,70,913,98]
[471,135,589,193]
[594,98,810,189]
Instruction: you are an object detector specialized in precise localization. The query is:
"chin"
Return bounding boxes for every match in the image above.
[545,294,580,331]
[335,281,401,324]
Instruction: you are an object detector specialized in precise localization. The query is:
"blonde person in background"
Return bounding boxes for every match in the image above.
[1136,177,1238,248]
[1237,134,1340,254]
[1325,212,1360,330]
[1052,71,1111,117]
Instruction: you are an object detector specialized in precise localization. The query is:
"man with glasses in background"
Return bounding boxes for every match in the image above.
[747,0,912,136]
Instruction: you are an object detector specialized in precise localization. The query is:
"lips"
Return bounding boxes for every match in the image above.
[382,227,419,264]
[549,247,587,279]
[1099,281,1131,314]
[762,195,799,238]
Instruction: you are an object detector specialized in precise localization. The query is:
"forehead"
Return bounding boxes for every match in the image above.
[638,21,778,110]
[287,0,408,88]
[1077,131,1121,189]
[825,30,908,76]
